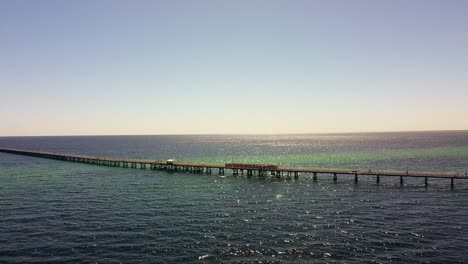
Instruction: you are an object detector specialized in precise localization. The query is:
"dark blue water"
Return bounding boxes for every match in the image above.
[1,131,468,263]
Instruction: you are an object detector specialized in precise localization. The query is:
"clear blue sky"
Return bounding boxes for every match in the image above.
[1,0,467,136]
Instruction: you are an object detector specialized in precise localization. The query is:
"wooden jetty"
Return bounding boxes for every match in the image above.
[1,147,467,188]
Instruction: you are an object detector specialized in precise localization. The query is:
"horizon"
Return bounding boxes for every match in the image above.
[1,129,468,138]
[1,1,468,136]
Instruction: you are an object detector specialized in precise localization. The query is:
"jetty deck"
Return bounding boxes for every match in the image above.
[1,147,467,188]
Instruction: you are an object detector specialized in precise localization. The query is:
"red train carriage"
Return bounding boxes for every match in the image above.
[225,163,278,170]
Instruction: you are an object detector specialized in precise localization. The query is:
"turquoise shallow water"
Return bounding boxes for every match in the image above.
[1,131,468,263]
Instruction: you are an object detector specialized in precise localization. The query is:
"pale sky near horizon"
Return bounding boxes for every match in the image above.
[1,0,468,136]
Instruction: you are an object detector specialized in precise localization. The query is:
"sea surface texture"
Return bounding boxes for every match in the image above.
[1,131,468,263]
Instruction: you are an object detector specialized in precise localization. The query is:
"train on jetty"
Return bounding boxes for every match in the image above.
[225,163,278,170]
[1,147,466,188]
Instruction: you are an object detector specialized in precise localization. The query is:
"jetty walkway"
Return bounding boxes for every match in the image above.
[1,147,467,188]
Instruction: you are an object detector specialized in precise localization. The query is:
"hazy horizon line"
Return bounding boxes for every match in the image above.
[1,129,468,138]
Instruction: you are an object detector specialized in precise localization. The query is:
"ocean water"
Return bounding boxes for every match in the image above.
[1,131,468,263]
